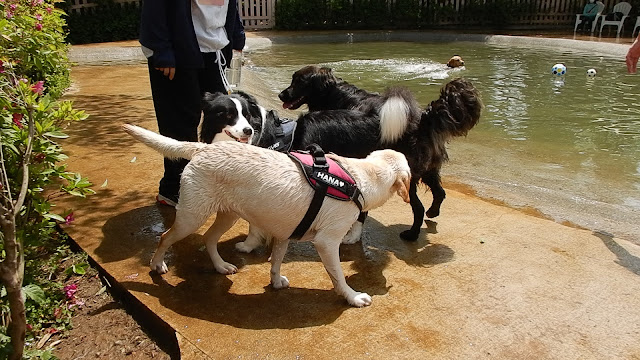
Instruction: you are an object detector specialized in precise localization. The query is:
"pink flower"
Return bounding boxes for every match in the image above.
[63,284,77,300]
[0,60,4,74]
[46,6,52,13]
[5,11,13,19]
[35,23,43,31]
[31,80,44,94]
[64,212,75,225]
[12,113,23,128]
[31,0,43,6]
[9,3,16,10]
[35,13,42,20]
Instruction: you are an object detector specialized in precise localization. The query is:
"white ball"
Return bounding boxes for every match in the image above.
[551,63,567,76]
[587,68,597,77]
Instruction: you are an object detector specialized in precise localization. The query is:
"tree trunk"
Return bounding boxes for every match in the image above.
[5,284,25,360]
[0,211,25,360]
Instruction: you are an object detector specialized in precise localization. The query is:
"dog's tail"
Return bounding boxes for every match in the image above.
[123,124,207,160]
[379,87,420,144]
[423,78,482,138]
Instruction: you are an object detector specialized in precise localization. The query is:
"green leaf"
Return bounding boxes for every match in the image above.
[4,143,20,155]
[43,131,68,139]
[67,190,84,197]
[22,284,46,305]
[0,332,10,342]
[72,263,88,275]
[43,213,65,222]
[66,263,88,276]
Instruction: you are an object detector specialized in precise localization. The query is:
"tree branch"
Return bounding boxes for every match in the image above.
[13,107,35,218]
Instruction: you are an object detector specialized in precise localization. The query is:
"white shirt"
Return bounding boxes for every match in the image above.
[191,0,230,53]
[141,0,230,59]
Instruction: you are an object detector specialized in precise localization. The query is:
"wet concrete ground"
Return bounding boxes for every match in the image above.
[59,33,640,359]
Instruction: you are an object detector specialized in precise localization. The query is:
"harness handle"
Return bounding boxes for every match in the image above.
[307,144,328,168]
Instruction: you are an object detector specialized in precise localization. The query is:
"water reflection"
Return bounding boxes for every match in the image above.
[487,55,529,141]
[245,41,640,241]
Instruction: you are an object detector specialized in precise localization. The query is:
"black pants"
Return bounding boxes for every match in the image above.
[581,15,596,31]
[147,52,227,199]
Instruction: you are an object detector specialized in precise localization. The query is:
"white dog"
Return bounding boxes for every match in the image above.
[123,124,411,307]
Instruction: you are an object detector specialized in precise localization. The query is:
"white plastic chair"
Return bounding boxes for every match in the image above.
[574,1,605,33]
[598,1,632,37]
[632,16,640,38]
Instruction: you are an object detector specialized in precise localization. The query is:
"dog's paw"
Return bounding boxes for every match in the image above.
[215,262,238,275]
[426,206,440,218]
[150,261,168,274]
[348,292,372,307]
[342,222,363,244]
[399,229,419,242]
[235,241,256,253]
[271,275,290,289]
[341,230,361,244]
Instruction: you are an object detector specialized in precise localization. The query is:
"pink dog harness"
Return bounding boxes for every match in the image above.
[288,144,364,239]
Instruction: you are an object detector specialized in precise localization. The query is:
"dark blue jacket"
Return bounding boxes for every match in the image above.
[139,0,246,69]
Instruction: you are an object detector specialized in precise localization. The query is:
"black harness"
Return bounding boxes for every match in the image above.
[259,111,297,152]
[288,144,366,240]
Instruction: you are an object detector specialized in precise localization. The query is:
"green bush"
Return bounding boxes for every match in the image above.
[1,0,92,357]
[0,0,70,98]
[61,0,140,45]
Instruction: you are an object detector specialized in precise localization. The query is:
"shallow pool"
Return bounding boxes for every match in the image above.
[246,39,640,242]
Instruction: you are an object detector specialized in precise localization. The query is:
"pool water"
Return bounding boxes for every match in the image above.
[245,40,640,242]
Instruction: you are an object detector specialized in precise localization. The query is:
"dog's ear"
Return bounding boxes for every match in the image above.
[202,92,225,111]
[394,173,411,203]
[312,67,337,91]
[234,90,258,105]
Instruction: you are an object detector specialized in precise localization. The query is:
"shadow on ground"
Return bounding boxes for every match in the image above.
[96,203,454,329]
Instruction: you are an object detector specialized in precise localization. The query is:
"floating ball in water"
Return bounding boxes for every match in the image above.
[587,68,597,77]
[551,63,567,76]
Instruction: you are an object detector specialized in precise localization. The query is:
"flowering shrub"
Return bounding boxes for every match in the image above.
[0,0,71,98]
[0,1,93,358]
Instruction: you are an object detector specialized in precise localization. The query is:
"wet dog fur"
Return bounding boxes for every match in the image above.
[123,124,411,307]
[447,55,465,68]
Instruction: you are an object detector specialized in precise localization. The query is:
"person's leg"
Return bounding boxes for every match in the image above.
[198,51,228,95]
[147,62,202,203]
[584,17,593,32]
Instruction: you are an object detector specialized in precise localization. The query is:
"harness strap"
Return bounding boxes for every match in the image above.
[290,183,328,240]
[290,144,328,240]
[288,144,366,240]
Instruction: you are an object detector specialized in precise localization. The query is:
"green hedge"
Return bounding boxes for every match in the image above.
[61,0,140,45]
[274,0,553,30]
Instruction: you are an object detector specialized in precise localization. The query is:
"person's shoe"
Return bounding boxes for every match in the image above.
[156,193,178,207]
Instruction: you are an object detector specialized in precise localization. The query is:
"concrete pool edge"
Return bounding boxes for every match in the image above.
[69,31,633,66]
[243,30,631,57]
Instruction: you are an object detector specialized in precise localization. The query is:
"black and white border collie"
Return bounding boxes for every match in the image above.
[199,92,254,144]
[275,67,482,241]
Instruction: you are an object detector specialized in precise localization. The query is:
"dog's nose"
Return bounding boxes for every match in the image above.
[278,91,287,101]
[243,127,253,136]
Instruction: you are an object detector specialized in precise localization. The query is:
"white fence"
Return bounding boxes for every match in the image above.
[66,0,277,29]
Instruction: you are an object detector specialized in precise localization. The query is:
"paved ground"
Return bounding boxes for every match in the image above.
[59,32,640,359]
